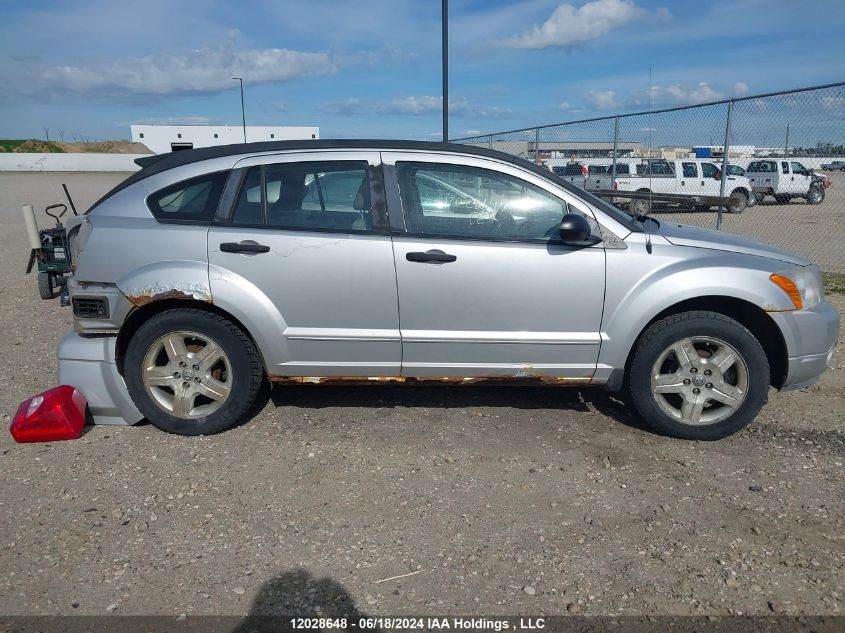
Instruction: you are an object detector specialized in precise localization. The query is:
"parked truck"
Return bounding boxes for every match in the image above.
[598,159,754,214]
[745,160,825,205]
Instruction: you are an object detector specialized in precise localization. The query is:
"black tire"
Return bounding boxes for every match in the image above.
[124,309,264,435]
[37,272,54,299]
[628,192,652,215]
[727,190,748,214]
[774,194,791,205]
[806,186,825,205]
[627,311,770,440]
[694,204,710,212]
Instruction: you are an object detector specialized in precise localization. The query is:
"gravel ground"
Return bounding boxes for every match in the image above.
[0,172,843,618]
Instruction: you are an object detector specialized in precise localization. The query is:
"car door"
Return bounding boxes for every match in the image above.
[700,162,721,194]
[382,151,605,380]
[680,161,699,191]
[790,161,812,194]
[208,151,401,377]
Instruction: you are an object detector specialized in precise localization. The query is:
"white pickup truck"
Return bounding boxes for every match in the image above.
[601,159,754,214]
[745,159,825,205]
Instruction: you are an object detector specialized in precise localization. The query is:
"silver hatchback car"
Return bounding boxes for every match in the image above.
[60,140,839,440]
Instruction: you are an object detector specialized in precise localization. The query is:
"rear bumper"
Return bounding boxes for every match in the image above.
[769,300,840,390]
[56,330,143,425]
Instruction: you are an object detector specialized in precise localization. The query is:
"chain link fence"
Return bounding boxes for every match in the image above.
[452,82,845,274]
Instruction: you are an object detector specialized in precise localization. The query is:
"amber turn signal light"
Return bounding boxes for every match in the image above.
[769,273,803,310]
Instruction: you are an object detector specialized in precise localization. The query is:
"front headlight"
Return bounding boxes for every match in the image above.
[769,265,824,310]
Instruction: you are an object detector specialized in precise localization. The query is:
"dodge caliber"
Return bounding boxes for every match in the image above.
[59,140,839,440]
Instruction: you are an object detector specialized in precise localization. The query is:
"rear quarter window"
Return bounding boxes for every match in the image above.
[147,171,229,223]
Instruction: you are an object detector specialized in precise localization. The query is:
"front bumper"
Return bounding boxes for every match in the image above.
[57,330,143,425]
[769,300,840,390]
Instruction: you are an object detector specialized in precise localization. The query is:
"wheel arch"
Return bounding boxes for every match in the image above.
[619,295,788,391]
[115,299,268,377]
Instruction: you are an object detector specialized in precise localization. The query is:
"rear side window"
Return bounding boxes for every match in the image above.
[682,162,698,178]
[557,164,583,176]
[229,161,375,233]
[147,171,228,222]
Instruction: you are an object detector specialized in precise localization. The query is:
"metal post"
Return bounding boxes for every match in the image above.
[784,122,790,158]
[534,127,540,164]
[232,77,246,143]
[717,99,734,230]
[442,0,448,143]
[488,135,493,149]
[611,116,619,185]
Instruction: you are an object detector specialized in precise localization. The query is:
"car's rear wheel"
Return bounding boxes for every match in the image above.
[627,311,769,440]
[727,191,747,214]
[124,309,263,435]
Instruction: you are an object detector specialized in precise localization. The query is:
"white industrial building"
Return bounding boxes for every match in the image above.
[130,124,320,154]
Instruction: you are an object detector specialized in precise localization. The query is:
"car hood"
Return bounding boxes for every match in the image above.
[655,220,810,266]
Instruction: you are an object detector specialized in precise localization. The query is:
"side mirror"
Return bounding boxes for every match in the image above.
[560,213,601,247]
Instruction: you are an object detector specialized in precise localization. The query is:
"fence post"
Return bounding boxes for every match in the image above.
[717,99,734,231]
[611,116,619,185]
[534,127,541,164]
[488,135,493,149]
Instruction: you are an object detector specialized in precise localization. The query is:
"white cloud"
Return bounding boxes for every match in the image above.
[631,81,743,107]
[378,96,445,115]
[7,41,340,100]
[321,96,509,118]
[584,90,619,110]
[500,0,650,50]
[733,81,749,96]
[559,101,571,110]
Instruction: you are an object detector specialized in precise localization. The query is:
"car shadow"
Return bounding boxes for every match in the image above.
[267,383,654,435]
[230,568,379,633]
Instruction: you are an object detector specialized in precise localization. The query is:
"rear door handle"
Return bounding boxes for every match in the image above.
[406,250,457,263]
[220,241,270,254]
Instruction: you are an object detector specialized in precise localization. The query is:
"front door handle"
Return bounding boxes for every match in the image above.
[220,241,270,254]
[406,250,457,263]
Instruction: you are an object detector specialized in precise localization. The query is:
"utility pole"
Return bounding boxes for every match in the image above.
[784,122,790,158]
[232,77,246,143]
[442,0,448,143]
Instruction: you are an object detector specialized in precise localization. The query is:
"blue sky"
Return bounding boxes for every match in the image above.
[0,0,844,142]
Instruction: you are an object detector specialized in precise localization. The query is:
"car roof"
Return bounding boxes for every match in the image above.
[89,139,549,212]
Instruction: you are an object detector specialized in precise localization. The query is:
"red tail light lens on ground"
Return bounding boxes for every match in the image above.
[10,386,87,443]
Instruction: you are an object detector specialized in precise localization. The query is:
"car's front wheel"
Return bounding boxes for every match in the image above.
[124,309,263,435]
[806,186,825,205]
[627,311,770,440]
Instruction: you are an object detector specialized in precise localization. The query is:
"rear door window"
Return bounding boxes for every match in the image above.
[682,162,698,178]
[229,161,376,233]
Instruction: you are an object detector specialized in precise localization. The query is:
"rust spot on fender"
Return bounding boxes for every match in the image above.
[124,282,212,308]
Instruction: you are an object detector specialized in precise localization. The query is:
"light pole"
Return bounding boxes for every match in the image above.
[232,77,246,143]
[442,0,448,143]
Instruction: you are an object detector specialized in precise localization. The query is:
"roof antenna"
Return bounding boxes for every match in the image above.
[645,66,654,254]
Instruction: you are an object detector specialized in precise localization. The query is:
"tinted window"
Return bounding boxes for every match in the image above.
[682,162,698,178]
[230,161,373,233]
[148,171,228,222]
[612,163,630,175]
[557,164,583,176]
[588,165,608,175]
[790,161,807,175]
[635,160,674,176]
[781,161,790,174]
[701,163,719,178]
[397,162,571,242]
